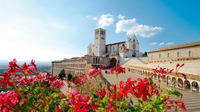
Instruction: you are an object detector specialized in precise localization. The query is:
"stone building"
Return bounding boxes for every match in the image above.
[123,41,200,92]
[148,41,200,63]
[52,56,110,75]
[52,57,89,75]
[88,28,140,58]
[52,28,141,75]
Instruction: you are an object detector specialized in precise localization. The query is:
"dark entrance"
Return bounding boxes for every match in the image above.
[184,80,191,90]
[192,81,199,92]
[110,58,117,68]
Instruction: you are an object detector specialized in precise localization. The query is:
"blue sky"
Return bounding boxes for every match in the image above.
[0,0,199,61]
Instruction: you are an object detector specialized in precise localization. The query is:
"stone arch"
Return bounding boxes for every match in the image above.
[167,76,171,85]
[178,78,183,88]
[148,72,150,76]
[192,81,199,92]
[172,77,176,86]
[145,71,147,75]
[184,80,191,90]
[110,58,117,68]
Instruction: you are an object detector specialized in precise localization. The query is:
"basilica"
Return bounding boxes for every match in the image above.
[52,28,142,75]
[86,28,142,67]
[88,28,140,58]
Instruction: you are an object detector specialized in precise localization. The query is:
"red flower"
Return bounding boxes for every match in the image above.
[96,89,106,100]
[152,67,174,80]
[55,107,64,112]
[180,63,184,67]
[118,78,137,99]
[106,99,117,112]
[110,64,125,74]
[74,76,85,86]
[176,63,180,68]
[99,64,105,69]
[8,59,20,74]
[135,78,151,101]
[0,72,12,89]
[68,88,99,112]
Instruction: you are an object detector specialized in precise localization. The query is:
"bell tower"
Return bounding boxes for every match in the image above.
[132,33,139,57]
[94,28,106,56]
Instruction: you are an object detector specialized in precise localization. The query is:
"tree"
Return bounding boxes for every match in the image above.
[67,73,73,81]
[143,52,147,57]
[58,69,66,80]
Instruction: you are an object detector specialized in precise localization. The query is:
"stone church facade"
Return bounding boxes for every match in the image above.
[88,28,140,58]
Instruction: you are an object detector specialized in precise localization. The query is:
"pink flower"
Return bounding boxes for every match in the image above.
[0,90,19,111]
[88,68,102,77]
[50,80,65,88]
[67,88,99,112]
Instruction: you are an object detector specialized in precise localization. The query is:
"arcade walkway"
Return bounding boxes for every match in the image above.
[102,70,200,112]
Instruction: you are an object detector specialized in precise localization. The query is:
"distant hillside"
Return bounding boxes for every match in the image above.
[0,60,51,73]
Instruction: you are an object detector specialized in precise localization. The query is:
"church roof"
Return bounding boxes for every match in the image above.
[149,41,200,53]
[106,41,126,46]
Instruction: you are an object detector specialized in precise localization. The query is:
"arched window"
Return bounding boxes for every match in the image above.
[192,81,199,92]
[184,80,191,89]
[178,78,183,88]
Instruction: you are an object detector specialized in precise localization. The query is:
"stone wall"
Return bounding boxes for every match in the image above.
[52,58,91,76]
[148,45,200,63]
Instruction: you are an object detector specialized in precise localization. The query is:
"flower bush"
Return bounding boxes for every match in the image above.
[0,59,186,112]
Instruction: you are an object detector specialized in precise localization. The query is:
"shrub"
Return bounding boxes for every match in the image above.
[0,59,186,112]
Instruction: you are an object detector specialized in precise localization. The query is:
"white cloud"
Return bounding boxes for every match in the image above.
[0,17,71,61]
[115,18,163,38]
[151,42,158,46]
[159,42,165,46]
[151,42,174,46]
[118,14,125,19]
[92,17,98,21]
[166,42,174,45]
[98,14,114,28]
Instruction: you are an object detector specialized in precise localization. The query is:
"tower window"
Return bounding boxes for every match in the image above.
[105,46,108,53]
[177,52,180,57]
[100,31,105,35]
[95,30,99,35]
[189,51,192,57]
